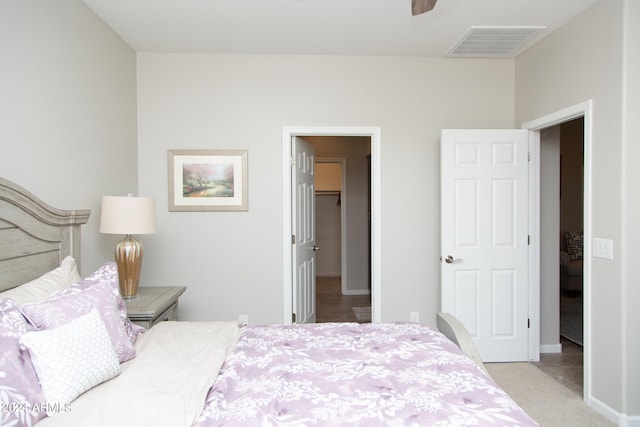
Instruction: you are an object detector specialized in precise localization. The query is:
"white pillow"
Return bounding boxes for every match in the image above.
[20,308,121,415]
[1,256,81,305]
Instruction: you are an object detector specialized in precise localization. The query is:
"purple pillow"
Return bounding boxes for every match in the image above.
[21,281,136,363]
[0,298,46,426]
[58,262,145,343]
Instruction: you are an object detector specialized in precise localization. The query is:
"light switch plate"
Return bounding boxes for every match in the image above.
[593,238,613,260]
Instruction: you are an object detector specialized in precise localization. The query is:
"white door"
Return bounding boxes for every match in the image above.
[292,136,317,324]
[441,129,529,362]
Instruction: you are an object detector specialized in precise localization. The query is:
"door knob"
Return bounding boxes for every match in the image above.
[442,255,463,264]
[313,245,320,252]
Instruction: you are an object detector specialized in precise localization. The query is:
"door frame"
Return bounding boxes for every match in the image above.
[522,100,593,402]
[283,126,381,324]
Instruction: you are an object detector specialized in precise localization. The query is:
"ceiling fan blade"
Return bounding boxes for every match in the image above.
[412,0,437,16]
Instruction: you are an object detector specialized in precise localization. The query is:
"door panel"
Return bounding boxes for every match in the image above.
[454,179,478,247]
[441,129,529,362]
[293,136,316,324]
[454,271,479,336]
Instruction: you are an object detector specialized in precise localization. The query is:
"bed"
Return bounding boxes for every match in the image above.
[0,177,538,426]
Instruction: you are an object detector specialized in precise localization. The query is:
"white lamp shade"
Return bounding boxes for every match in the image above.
[100,196,157,235]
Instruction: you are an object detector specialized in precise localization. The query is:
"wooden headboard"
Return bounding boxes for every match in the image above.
[0,178,90,292]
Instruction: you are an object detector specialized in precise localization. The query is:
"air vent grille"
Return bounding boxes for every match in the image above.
[449,26,546,57]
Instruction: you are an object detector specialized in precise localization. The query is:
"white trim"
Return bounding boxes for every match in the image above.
[540,343,562,354]
[283,126,382,324]
[589,396,630,426]
[283,136,294,324]
[340,158,348,294]
[342,290,371,296]
[522,100,593,407]
[527,130,541,362]
[316,272,341,278]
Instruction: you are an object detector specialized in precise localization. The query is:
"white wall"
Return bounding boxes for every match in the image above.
[516,0,638,420]
[0,0,138,274]
[136,54,515,325]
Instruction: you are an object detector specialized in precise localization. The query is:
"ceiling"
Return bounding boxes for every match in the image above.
[82,0,599,57]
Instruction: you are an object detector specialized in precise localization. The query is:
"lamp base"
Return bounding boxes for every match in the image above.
[115,234,143,299]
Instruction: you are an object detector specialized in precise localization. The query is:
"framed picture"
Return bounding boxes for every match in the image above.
[168,149,248,211]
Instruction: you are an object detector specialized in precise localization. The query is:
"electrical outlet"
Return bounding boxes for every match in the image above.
[410,312,420,323]
[239,315,249,326]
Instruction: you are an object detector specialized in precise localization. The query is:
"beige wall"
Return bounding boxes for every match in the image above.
[4,0,637,422]
[0,0,138,274]
[516,0,638,420]
[315,163,342,193]
[136,53,515,326]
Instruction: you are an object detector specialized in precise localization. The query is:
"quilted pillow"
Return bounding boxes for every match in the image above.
[20,308,120,415]
[565,231,583,261]
[21,281,136,363]
[58,262,145,344]
[0,298,46,426]
[0,256,80,305]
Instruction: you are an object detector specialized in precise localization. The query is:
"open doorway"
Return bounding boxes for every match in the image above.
[305,137,372,323]
[524,101,591,401]
[283,126,381,325]
[558,117,584,349]
[535,117,585,396]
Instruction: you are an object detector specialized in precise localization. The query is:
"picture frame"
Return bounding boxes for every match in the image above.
[168,149,248,212]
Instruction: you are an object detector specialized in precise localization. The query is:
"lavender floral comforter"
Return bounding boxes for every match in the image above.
[194,322,538,426]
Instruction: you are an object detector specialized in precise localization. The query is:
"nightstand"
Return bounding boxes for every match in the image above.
[125,286,186,329]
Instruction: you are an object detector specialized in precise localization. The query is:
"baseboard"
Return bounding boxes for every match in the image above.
[588,394,640,426]
[540,343,562,354]
[342,289,370,296]
[624,415,640,427]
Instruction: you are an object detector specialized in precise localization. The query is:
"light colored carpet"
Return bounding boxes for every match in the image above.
[352,306,371,323]
[485,362,614,426]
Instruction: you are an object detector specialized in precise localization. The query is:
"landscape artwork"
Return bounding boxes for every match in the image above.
[182,162,234,198]
[168,149,248,212]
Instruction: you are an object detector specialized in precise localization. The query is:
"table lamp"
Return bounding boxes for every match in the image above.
[99,195,156,299]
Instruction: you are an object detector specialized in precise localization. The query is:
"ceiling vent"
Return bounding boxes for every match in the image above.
[449,26,546,57]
